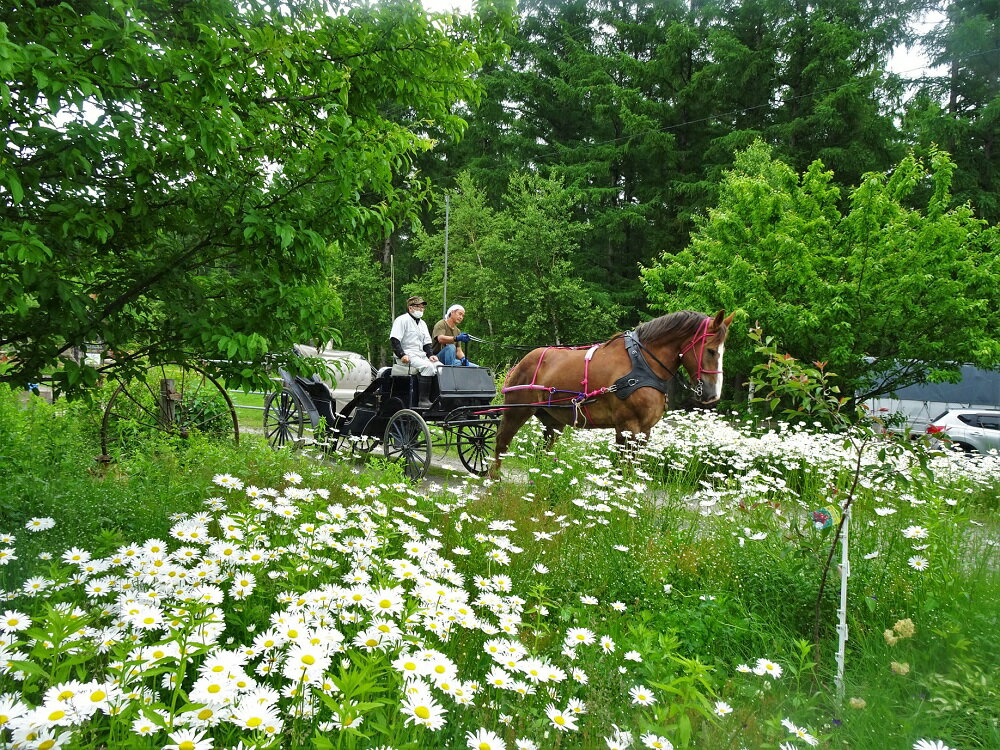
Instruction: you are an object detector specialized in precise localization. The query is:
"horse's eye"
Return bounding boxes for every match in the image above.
[707,349,718,356]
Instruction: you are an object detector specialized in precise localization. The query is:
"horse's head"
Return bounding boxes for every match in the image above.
[679,309,733,405]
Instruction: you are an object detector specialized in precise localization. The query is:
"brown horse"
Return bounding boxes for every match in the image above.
[489,309,734,478]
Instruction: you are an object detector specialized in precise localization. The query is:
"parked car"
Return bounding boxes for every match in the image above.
[926,409,1000,455]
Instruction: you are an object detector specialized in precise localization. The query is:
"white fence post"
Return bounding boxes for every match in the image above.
[834,505,851,701]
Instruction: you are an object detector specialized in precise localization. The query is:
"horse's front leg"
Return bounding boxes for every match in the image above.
[489,405,535,480]
[613,417,644,467]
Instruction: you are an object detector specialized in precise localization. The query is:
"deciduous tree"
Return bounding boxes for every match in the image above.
[0,0,509,392]
[641,140,1000,402]
[408,171,620,367]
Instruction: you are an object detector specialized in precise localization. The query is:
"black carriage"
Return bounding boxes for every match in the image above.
[264,362,499,480]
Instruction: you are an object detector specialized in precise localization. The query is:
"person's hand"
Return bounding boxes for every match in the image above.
[430,355,439,362]
[401,355,410,364]
[456,332,471,343]
[459,357,469,366]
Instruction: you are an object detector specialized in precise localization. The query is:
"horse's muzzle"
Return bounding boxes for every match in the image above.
[697,380,722,406]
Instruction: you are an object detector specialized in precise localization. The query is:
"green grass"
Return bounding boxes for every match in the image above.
[1,385,998,749]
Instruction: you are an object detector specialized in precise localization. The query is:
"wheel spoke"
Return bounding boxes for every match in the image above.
[137,374,160,408]
[264,391,304,449]
[456,420,496,476]
[107,410,162,433]
[117,385,167,427]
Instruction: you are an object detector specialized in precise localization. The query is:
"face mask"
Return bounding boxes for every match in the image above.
[412,309,424,319]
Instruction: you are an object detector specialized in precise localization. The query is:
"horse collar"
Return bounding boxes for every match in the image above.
[611,331,677,400]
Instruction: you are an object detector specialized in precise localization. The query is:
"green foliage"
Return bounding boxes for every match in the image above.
[747,325,855,428]
[903,0,1000,224]
[416,0,920,316]
[0,0,510,394]
[1,384,999,748]
[407,172,622,366]
[641,140,1000,401]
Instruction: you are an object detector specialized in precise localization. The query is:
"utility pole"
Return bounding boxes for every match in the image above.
[443,192,449,317]
[390,253,395,321]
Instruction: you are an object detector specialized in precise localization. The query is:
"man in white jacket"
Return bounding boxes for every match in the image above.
[389,295,441,407]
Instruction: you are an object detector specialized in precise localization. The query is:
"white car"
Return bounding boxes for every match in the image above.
[926,409,1000,455]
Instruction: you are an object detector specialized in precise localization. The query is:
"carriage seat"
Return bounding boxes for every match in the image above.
[294,375,337,426]
[390,361,441,377]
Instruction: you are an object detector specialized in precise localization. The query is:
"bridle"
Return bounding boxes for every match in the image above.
[680,316,722,381]
[635,316,721,400]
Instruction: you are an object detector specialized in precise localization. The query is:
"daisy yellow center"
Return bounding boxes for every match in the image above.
[379,599,391,608]
[143,617,155,624]
[198,709,213,720]
[48,709,66,720]
[6,619,19,626]
[153,650,165,658]
[404,662,416,671]
[479,744,491,750]
[434,666,446,674]
[287,629,298,638]
[414,706,430,719]
[247,717,262,728]
[554,715,565,725]
[179,743,196,750]
[212,665,224,672]
[39,742,56,750]
[365,639,378,647]
[301,655,315,665]
[208,684,221,693]
[91,691,106,701]
[377,624,390,633]
[58,690,73,701]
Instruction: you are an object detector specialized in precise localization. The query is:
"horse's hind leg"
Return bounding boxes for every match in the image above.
[538,411,566,453]
[489,406,536,480]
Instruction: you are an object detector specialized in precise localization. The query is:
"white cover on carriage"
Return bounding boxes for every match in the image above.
[293,343,374,414]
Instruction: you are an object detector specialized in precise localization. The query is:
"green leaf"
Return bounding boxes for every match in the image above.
[8,659,50,680]
[6,172,24,205]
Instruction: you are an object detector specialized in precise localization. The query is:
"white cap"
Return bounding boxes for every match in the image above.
[446,304,465,317]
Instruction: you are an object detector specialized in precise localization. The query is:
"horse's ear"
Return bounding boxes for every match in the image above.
[711,309,726,329]
[723,312,734,328]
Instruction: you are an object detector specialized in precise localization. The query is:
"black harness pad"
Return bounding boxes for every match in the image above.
[612,331,675,399]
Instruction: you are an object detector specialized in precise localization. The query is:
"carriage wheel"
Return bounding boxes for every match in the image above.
[101,363,239,458]
[263,388,306,449]
[456,419,498,476]
[350,436,381,456]
[383,409,432,481]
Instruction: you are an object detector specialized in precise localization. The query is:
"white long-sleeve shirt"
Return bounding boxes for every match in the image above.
[389,313,432,358]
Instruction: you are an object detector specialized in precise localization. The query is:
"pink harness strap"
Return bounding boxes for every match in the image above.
[502,343,610,411]
[581,344,599,394]
[497,317,720,419]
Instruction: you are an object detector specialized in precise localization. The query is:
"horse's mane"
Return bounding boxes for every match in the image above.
[634,310,707,346]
